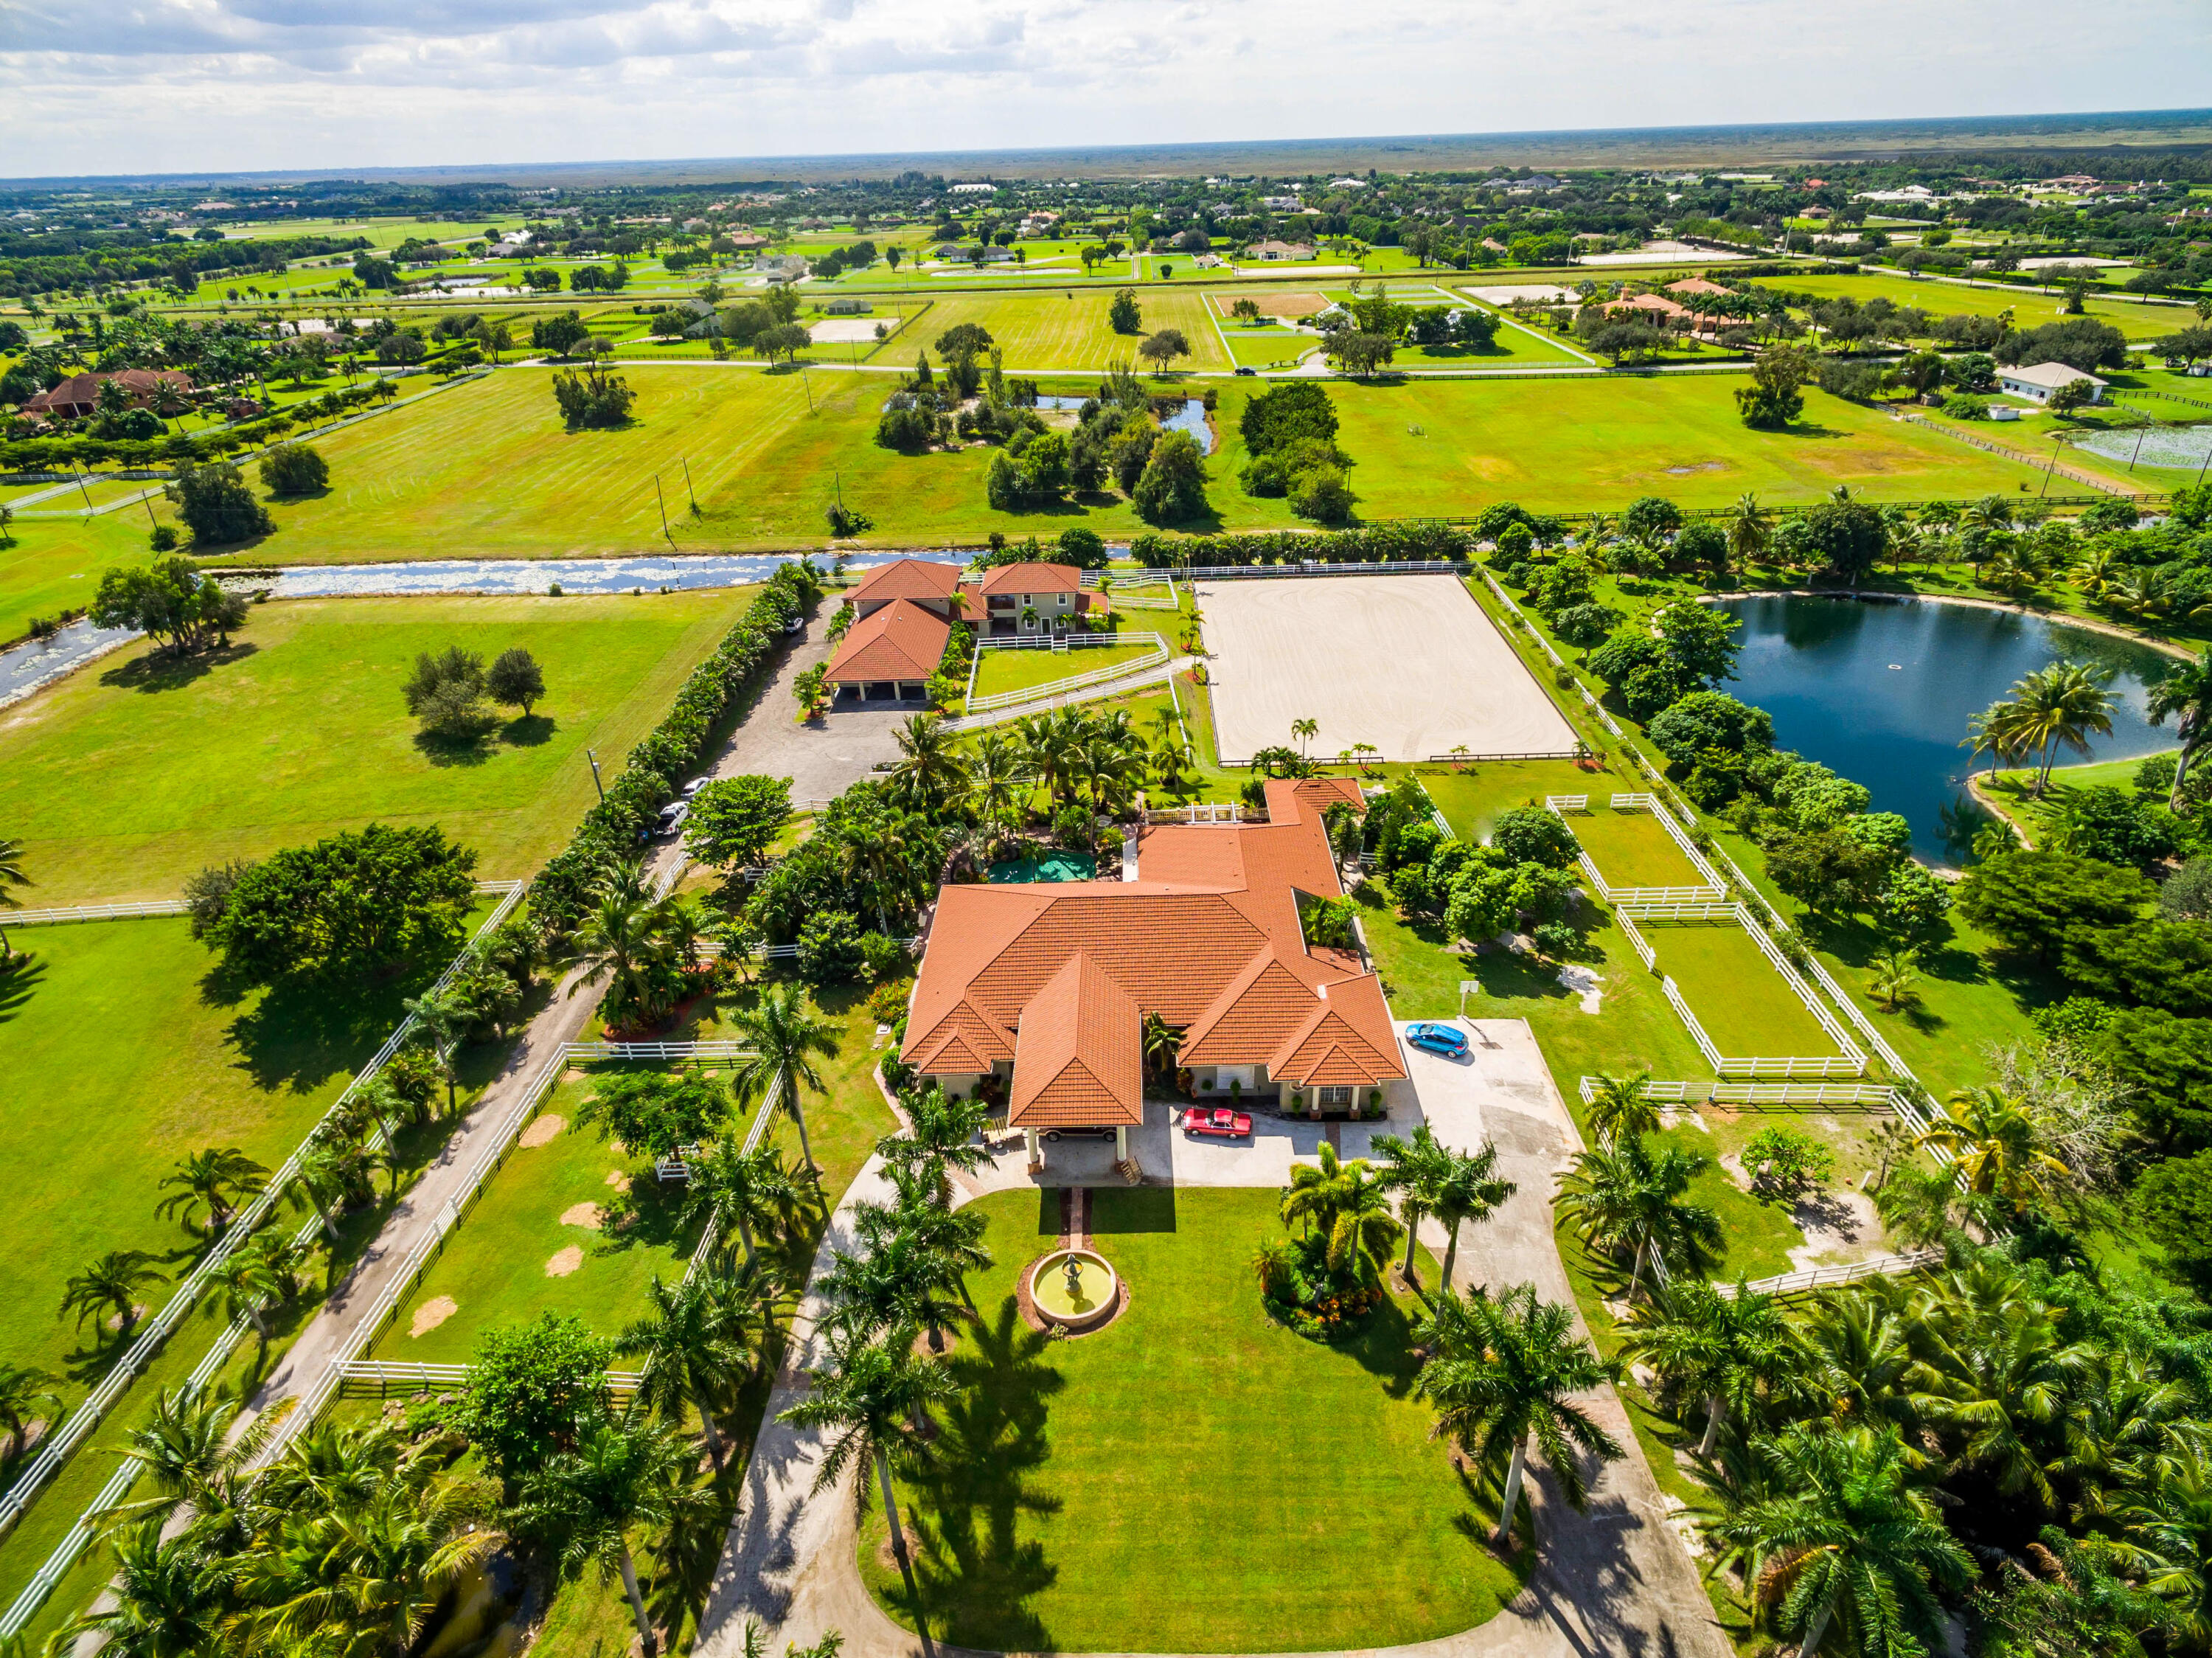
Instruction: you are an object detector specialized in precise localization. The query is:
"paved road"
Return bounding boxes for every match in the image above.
[694,1021,1731,1658]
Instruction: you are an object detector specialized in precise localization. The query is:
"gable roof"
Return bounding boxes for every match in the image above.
[978,561,1082,597]
[822,599,950,684]
[851,558,961,607]
[1009,954,1144,1126]
[2003,361,2107,389]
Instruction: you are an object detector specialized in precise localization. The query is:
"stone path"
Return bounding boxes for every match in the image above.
[693,1020,1731,1658]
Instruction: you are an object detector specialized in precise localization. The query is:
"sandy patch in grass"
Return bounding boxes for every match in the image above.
[809,318,882,343]
[545,1246,585,1277]
[560,1201,603,1229]
[411,1296,458,1336]
[519,1113,565,1148]
[605,1170,632,1192]
[562,1068,585,1083]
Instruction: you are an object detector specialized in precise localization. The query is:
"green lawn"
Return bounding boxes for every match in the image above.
[1641,919,1843,1062]
[855,1187,1529,1652]
[372,1072,708,1362]
[1,516,168,648]
[901,288,1234,370]
[1776,271,2187,342]
[1563,805,1709,890]
[1416,760,1598,841]
[970,639,1160,700]
[0,589,757,903]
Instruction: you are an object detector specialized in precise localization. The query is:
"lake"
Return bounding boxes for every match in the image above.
[1716,594,2181,864]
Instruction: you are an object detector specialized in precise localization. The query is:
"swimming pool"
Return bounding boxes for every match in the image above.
[988,852,1099,884]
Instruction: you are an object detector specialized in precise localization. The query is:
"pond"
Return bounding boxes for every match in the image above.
[1035,395,1214,455]
[260,549,960,599]
[1716,594,2181,865]
[2072,424,2212,472]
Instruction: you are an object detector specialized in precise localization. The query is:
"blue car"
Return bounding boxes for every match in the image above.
[1404,1021,1467,1058]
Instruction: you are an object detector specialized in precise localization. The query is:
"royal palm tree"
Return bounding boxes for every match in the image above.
[1433,1141,1518,1291]
[1416,1283,1622,1547]
[1557,1134,1722,1297]
[154,1145,268,1235]
[1372,1125,1455,1288]
[967,730,1032,847]
[888,712,970,812]
[855,1166,993,1315]
[1583,1071,1659,1147]
[877,1084,995,1205]
[291,1135,361,1245]
[618,1271,776,1470]
[2148,648,2212,808]
[1714,1423,1971,1658]
[519,1415,693,1657]
[0,834,30,960]
[1626,1277,1796,1459]
[208,1244,284,1362]
[60,1250,167,1341]
[1290,716,1318,758]
[685,1135,800,1269]
[0,1362,60,1456]
[1916,1084,2072,1210]
[820,1223,967,1352]
[729,980,838,1170]
[63,1522,225,1658]
[777,1327,954,1593]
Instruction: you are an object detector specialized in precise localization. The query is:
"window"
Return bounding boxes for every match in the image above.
[1319,1086,1353,1109]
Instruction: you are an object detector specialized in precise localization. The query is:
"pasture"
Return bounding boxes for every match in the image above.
[1642,919,1844,1061]
[1,516,167,648]
[0,589,759,902]
[1775,271,2187,342]
[1564,804,1710,890]
[905,288,1235,370]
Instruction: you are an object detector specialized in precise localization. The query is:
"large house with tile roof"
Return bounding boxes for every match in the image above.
[976,561,1107,636]
[822,558,969,704]
[901,777,1403,1162]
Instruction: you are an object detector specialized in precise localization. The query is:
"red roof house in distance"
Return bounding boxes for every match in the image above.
[847,557,963,622]
[22,368,193,420]
[901,776,1402,1165]
[975,561,1107,636]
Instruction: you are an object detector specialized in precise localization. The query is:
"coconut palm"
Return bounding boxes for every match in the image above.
[1372,1125,1455,1286]
[1583,1070,1659,1147]
[0,834,30,960]
[1624,1277,1796,1460]
[777,1326,954,1592]
[0,1363,60,1457]
[1726,493,1773,567]
[1865,944,1921,1013]
[728,980,838,1170]
[1791,1282,1917,1429]
[2148,648,2212,808]
[1415,1283,1622,1546]
[1907,1280,2093,1510]
[1714,1422,1971,1658]
[1557,1134,1722,1297]
[888,712,970,811]
[62,1522,225,1658]
[60,1249,167,1341]
[618,1270,779,1470]
[2010,661,2118,796]
[967,730,1032,847]
[1916,1084,2073,1210]
[154,1145,268,1235]
[1433,1141,1518,1291]
[685,1135,799,1270]
[102,1385,274,1532]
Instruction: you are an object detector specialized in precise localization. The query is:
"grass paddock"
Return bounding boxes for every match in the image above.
[1643,920,1843,1061]
[1564,806,1708,890]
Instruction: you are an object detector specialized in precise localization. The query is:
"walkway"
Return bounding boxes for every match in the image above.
[694,1020,1730,1658]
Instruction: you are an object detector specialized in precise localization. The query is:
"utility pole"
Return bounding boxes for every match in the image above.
[653,474,676,549]
[681,458,699,516]
[586,749,605,804]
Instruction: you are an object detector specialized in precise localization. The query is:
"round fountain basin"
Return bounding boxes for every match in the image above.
[1029,1249,1120,1332]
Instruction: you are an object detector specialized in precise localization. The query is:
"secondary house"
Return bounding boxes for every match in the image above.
[976,562,1106,636]
[1998,362,2107,403]
[900,777,1405,1164]
[23,368,193,420]
[823,566,961,704]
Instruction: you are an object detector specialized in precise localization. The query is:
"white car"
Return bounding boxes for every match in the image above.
[680,777,709,798]
[653,801,689,839]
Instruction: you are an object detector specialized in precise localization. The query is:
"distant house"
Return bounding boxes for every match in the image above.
[753,254,809,282]
[1664,277,1733,298]
[950,182,998,195]
[824,298,873,316]
[1259,195,1301,210]
[21,368,192,420]
[1999,362,2107,403]
[1245,240,1315,262]
[729,232,770,251]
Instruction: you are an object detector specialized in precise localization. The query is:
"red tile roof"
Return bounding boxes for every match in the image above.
[823,599,950,684]
[850,558,961,607]
[902,776,1402,1117]
[23,369,192,417]
[978,561,1082,597]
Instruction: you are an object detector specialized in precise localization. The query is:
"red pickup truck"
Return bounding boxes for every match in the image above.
[1182,1106,1253,1139]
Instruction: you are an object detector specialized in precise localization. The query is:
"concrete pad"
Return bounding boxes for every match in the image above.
[1194,574,1579,765]
[807,319,881,342]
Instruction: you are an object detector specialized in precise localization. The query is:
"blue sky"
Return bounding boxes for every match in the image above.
[1,0,2205,178]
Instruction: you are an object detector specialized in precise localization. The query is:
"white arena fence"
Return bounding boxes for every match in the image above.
[1175,560,1470,579]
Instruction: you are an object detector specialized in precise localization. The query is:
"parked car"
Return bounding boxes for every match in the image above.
[652,801,689,839]
[1043,1126,1116,1142]
[680,776,709,798]
[1234,366,1257,376]
[1183,1106,1252,1139]
[1404,1021,1468,1058]
[782,615,804,636]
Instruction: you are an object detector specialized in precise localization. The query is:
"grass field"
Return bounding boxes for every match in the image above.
[969,639,1160,700]
[372,1072,709,1363]
[1563,805,1708,890]
[1642,920,1842,1061]
[0,589,759,903]
[1776,271,2188,342]
[0,917,447,1426]
[0,516,167,648]
[855,1187,1528,1651]
[1416,760,1598,841]
[907,288,1235,370]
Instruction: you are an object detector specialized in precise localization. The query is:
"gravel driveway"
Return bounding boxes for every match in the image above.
[697,606,909,805]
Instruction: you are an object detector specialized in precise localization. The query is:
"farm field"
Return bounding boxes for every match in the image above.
[855,1187,1527,1652]
[1642,919,1843,1060]
[905,287,1235,370]
[1776,271,2189,341]
[1565,804,1710,890]
[1,517,170,648]
[0,589,759,902]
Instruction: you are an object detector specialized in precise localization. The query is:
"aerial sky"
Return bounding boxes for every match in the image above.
[1,0,2205,179]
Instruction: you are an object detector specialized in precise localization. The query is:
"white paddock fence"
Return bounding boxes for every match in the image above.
[1627,901,1867,1081]
[963,632,1170,716]
[334,1361,644,1402]
[9,878,523,931]
[1546,791,1727,904]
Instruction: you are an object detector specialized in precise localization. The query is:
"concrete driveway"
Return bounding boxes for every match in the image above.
[696,606,909,805]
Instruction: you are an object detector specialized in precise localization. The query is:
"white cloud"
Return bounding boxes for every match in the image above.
[0,0,2203,178]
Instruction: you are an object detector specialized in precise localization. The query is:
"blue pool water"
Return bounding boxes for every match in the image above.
[988,852,1099,884]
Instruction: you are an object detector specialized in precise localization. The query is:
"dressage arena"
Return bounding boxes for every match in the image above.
[1193,573,1581,765]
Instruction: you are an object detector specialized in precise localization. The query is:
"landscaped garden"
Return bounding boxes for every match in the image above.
[854,1187,1529,1652]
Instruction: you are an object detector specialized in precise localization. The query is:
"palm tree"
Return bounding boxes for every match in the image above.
[154,1145,268,1235]
[1583,1071,1659,1147]
[102,1384,274,1533]
[1433,1141,1519,1291]
[2148,648,2212,808]
[520,1415,692,1656]
[1290,717,1318,758]
[1907,1277,2093,1510]
[889,712,970,811]
[1915,1084,2072,1210]
[291,1135,358,1244]
[208,1244,282,1362]
[63,1522,224,1658]
[820,1221,968,1351]
[1372,1125,1455,1286]
[1557,1134,1722,1297]
[2010,661,2118,796]
[878,1084,995,1204]
[0,1362,60,1456]
[1625,1277,1796,1459]
[967,730,1032,847]
[1138,1011,1184,1080]
[567,882,680,1025]
[685,1135,799,1269]
[618,1272,769,1470]
[0,835,30,960]
[1865,944,1921,1013]
[777,1327,954,1592]
[60,1249,167,1341]
[2102,1446,2212,1650]
[1415,1283,1623,1546]
[729,981,838,1170]
[1726,493,1773,567]
[1714,1423,1971,1658]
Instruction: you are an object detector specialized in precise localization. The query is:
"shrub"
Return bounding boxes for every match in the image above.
[866,979,914,1025]
[549,361,635,429]
[2132,1150,2212,1286]
[1942,394,1990,421]
[857,931,909,983]
[148,524,178,552]
[796,909,863,984]
[257,443,328,497]
[167,462,273,545]
[1740,1125,1834,1201]
[1488,805,1582,870]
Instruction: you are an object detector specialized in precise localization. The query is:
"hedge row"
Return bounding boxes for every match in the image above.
[1127,524,1474,568]
[527,561,819,928]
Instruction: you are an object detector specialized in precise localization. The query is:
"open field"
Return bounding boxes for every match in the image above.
[1775,271,2189,341]
[1643,919,1843,1060]
[970,639,1159,699]
[1563,804,1708,889]
[906,288,1234,370]
[1416,760,1601,841]
[1196,574,1580,764]
[0,918,444,1422]
[0,589,758,902]
[371,1072,709,1364]
[855,1187,1528,1651]
[0,516,170,648]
